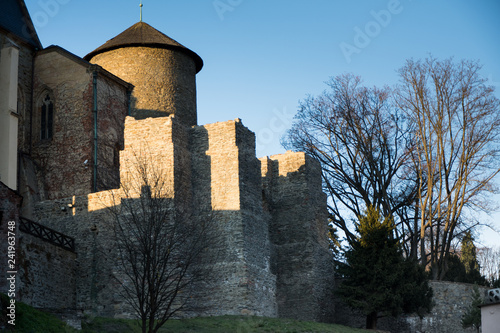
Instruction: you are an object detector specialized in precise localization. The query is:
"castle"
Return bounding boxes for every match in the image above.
[0,0,334,325]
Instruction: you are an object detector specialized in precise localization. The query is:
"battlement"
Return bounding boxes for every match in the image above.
[190,118,257,211]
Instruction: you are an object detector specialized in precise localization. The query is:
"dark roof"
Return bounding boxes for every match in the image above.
[0,0,42,49]
[84,22,203,73]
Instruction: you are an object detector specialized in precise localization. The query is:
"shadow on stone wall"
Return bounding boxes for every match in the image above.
[334,279,488,333]
[131,108,172,120]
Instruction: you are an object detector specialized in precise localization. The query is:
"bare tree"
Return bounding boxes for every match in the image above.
[107,146,221,333]
[283,74,418,255]
[477,246,500,286]
[397,57,500,279]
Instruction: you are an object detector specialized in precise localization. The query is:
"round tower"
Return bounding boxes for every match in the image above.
[84,22,203,126]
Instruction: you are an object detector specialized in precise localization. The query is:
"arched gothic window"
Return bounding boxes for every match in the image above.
[40,94,54,140]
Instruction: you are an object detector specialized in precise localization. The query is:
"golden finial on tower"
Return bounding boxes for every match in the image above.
[140,0,143,22]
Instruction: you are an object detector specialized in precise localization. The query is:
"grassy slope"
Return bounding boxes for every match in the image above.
[0,293,77,332]
[2,294,370,333]
[83,315,370,333]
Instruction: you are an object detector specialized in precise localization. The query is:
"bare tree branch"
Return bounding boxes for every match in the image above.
[397,57,500,279]
[105,145,222,333]
[284,74,417,254]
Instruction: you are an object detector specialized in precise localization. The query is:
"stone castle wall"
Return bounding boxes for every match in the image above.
[0,183,77,321]
[30,117,279,319]
[17,232,77,312]
[32,49,94,199]
[33,191,127,317]
[31,48,129,200]
[120,116,177,195]
[190,119,277,317]
[335,280,489,333]
[90,47,197,126]
[261,151,335,322]
[0,183,23,297]
[27,118,335,322]
[31,115,196,318]
[400,281,489,333]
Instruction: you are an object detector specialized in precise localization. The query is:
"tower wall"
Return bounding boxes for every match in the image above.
[190,119,277,317]
[261,151,335,322]
[120,115,192,209]
[120,116,176,196]
[90,47,197,126]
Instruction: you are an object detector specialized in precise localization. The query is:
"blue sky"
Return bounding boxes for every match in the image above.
[24,0,500,247]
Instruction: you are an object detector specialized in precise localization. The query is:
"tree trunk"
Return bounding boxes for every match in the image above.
[149,314,155,333]
[411,195,419,261]
[366,311,378,330]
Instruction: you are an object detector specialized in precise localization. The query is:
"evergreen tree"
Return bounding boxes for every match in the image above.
[439,232,486,285]
[337,207,432,330]
[461,285,482,333]
[441,254,486,285]
[441,254,469,283]
[461,231,480,275]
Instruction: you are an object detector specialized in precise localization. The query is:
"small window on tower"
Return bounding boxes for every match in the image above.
[40,94,54,140]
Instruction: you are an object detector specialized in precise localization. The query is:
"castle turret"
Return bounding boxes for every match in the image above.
[84,22,202,126]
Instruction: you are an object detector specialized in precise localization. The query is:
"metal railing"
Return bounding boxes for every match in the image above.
[19,217,75,252]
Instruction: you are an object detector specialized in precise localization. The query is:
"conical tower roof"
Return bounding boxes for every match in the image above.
[84,21,203,73]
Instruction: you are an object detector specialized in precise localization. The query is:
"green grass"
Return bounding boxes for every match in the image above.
[0,293,78,332]
[83,315,370,333]
[2,294,370,333]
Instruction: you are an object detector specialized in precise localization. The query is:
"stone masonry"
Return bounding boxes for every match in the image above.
[0,182,22,300]
[31,46,132,200]
[30,114,330,320]
[3,3,334,325]
[85,22,200,126]
[2,4,492,331]
[335,281,489,333]
[261,152,335,322]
